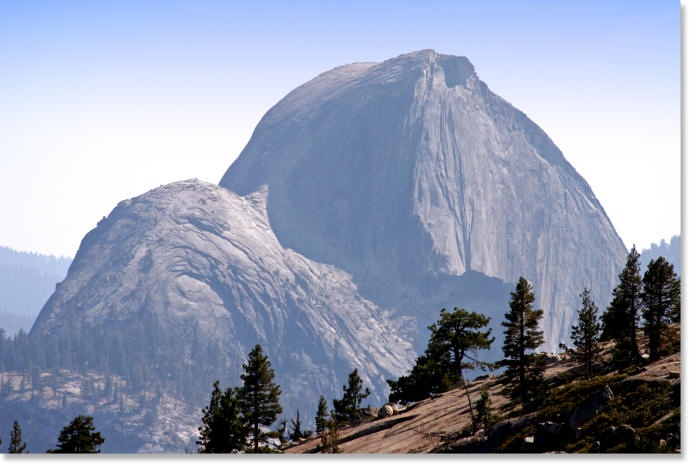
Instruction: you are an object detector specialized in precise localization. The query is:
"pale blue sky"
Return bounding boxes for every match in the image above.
[0,0,680,257]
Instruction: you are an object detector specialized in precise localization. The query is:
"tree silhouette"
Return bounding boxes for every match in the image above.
[289,410,303,442]
[642,257,681,361]
[8,420,28,453]
[602,247,643,365]
[197,380,247,453]
[428,307,494,380]
[388,307,493,404]
[474,388,497,429]
[315,395,329,434]
[333,369,370,425]
[47,415,104,453]
[568,288,602,379]
[500,277,545,407]
[236,344,282,452]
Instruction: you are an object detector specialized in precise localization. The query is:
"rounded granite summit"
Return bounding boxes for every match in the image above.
[32,179,413,430]
[220,50,627,351]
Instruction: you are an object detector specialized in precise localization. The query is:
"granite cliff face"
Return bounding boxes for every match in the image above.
[30,180,414,423]
[221,49,627,349]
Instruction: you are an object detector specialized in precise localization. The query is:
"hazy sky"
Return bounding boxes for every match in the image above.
[0,0,680,257]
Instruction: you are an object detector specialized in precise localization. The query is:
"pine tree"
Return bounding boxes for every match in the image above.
[8,420,27,453]
[275,419,288,445]
[601,247,643,365]
[642,257,681,361]
[474,389,497,430]
[427,307,495,381]
[47,415,104,453]
[333,369,370,425]
[320,411,341,453]
[388,307,494,405]
[236,344,282,453]
[387,352,451,405]
[569,288,602,380]
[289,410,303,442]
[197,380,247,453]
[315,395,329,434]
[500,276,545,407]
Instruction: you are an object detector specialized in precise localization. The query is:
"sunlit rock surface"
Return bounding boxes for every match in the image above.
[221,49,627,350]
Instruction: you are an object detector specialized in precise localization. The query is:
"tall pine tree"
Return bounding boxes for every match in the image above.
[642,257,681,361]
[8,420,27,453]
[315,395,329,434]
[333,369,370,425]
[474,388,497,430]
[47,415,104,453]
[387,307,494,404]
[602,247,643,365]
[197,380,247,453]
[236,344,282,453]
[427,307,495,381]
[500,277,545,407]
[289,410,303,442]
[569,288,602,380]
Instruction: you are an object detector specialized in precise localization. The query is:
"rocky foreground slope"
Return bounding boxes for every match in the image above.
[284,325,681,454]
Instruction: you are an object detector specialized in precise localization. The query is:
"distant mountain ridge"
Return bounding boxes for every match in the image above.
[0,246,72,275]
[640,235,681,275]
[0,246,72,335]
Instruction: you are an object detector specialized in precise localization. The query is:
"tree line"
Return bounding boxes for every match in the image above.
[197,342,374,453]
[386,276,546,411]
[600,248,680,364]
[0,415,104,453]
[0,311,235,406]
[387,250,680,415]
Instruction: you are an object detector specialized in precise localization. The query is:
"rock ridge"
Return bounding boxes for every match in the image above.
[220,50,627,351]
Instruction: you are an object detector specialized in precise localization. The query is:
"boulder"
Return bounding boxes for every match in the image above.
[538,421,565,438]
[544,353,562,364]
[443,430,490,453]
[521,436,536,451]
[519,422,567,453]
[600,425,639,450]
[445,414,537,453]
[569,385,614,431]
[378,404,394,418]
[486,413,536,446]
[357,406,379,422]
